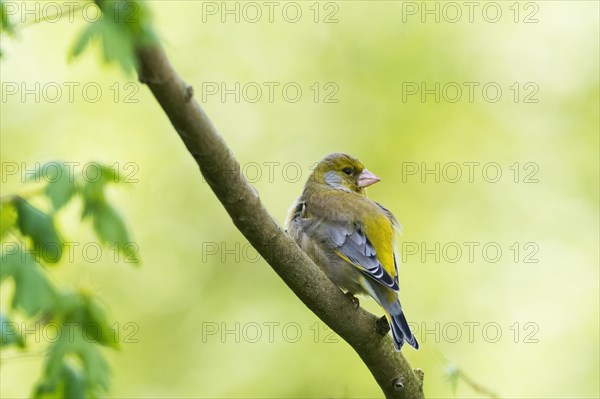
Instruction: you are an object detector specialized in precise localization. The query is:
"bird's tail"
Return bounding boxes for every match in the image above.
[386,308,419,351]
[360,278,419,350]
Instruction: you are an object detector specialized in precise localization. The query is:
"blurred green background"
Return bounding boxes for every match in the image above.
[1,1,598,397]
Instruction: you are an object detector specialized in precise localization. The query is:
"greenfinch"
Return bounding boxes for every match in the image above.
[285,153,418,350]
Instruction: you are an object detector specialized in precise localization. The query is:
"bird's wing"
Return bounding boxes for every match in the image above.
[325,216,399,291]
[376,202,402,234]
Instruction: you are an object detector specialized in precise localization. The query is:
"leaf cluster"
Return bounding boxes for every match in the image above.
[1,161,138,397]
[71,0,156,73]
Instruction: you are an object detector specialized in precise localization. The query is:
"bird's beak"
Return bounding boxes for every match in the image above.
[357,169,381,188]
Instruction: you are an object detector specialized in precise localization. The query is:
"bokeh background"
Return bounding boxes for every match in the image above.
[1,1,598,397]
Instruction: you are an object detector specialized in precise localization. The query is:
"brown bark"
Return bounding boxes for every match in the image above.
[134,44,424,399]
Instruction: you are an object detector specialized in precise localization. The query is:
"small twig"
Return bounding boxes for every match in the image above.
[450,367,499,399]
[439,352,499,399]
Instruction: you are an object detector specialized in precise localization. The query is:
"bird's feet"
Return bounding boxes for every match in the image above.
[376,315,390,335]
[345,292,360,309]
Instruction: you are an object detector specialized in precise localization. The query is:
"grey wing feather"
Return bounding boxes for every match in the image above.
[325,223,399,291]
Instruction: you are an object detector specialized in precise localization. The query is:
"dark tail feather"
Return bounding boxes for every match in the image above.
[389,311,419,351]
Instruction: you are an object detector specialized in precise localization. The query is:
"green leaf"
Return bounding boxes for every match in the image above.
[84,294,119,349]
[91,162,120,184]
[1,312,25,348]
[3,248,58,316]
[96,0,156,42]
[100,18,138,73]
[0,200,18,239]
[25,161,78,211]
[15,266,57,316]
[56,290,119,349]
[70,15,134,73]
[78,167,139,264]
[0,0,16,37]
[62,363,87,399]
[79,163,121,220]
[71,20,102,59]
[93,203,128,246]
[0,243,21,281]
[47,180,77,212]
[15,198,63,263]
[81,182,105,221]
[42,163,78,211]
[94,203,139,264]
[69,1,157,74]
[36,328,111,398]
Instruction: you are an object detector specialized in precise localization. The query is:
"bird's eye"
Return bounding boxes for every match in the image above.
[342,167,354,176]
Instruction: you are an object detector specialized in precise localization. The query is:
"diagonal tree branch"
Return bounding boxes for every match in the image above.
[134,44,425,399]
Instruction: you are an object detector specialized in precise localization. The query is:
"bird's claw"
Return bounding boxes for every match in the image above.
[376,315,390,335]
[345,292,360,309]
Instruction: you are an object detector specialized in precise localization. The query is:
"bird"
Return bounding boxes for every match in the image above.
[285,153,418,350]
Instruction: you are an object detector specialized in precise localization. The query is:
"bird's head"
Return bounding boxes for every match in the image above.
[308,153,381,194]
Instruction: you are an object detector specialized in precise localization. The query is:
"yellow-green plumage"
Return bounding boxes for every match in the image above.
[286,153,418,350]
